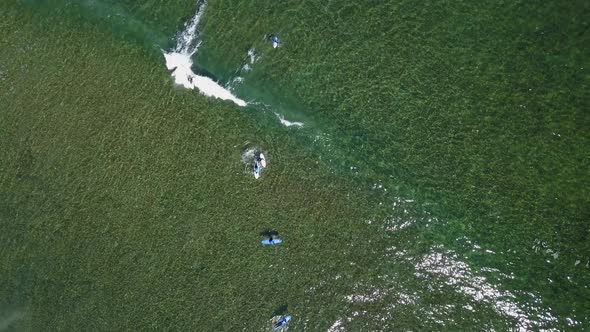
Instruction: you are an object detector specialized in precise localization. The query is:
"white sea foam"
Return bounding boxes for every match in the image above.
[163,1,247,107]
[241,147,257,165]
[247,47,258,64]
[566,317,580,326]
[276,113,304,127]
[345,289,386,303]
[327,319,345,332]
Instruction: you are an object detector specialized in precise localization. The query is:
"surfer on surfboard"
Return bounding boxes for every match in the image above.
[271,35,279,49]
[262,236,282,245]
[273,315,291,330]
[254,153,266,179]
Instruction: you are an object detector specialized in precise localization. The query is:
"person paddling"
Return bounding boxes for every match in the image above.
[271,35,280,48]
[254,155,262,178]
[261,236,282,246]
[274,315,291,330]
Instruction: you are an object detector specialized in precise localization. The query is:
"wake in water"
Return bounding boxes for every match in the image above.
[164,2,309,131]
[275,113,304,128]
[163,1,246,107]
[163,5,565,329]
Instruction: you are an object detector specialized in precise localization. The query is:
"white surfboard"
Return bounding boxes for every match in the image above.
[259,153,267,168]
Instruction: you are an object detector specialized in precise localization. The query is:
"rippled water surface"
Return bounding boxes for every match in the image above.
[1,0,588,330]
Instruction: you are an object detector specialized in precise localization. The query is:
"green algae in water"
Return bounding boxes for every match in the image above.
[199,0,590,322]
[1,0,589,330]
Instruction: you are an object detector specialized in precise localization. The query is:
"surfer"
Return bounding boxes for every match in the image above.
[262,236,282,246]
[271,35,279,49]
[253,153,266,179]
[254,155,263,173]
[274,315,291,330]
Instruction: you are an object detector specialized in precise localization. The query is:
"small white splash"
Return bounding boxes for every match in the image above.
[247,48,258,64]
[163,1,247,107]
[398,293,418,305]
[345,289,386,303]
[532,239,561,262]
[276,113,304,127]
[327,319,345,332]
[231,76,244,84]
[384,218,413,232]
[566,317,580,326]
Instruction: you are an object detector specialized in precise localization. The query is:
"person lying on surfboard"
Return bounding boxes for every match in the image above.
[254,160,261,178]
[261,236,282,245]
[253,153,266,179]
[273,315,291,330]
[271,35,279,48]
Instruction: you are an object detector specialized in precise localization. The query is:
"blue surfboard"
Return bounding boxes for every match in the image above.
[274,315,291,330]
[253,153,266,179]
[261,238,283,245]
[254,163,261,179]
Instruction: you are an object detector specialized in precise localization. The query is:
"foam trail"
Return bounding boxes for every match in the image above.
[164,1,247,107]
[174,1,205,54]
[276,113,304,127]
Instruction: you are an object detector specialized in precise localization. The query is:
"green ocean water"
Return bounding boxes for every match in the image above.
[1,0,589,330]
